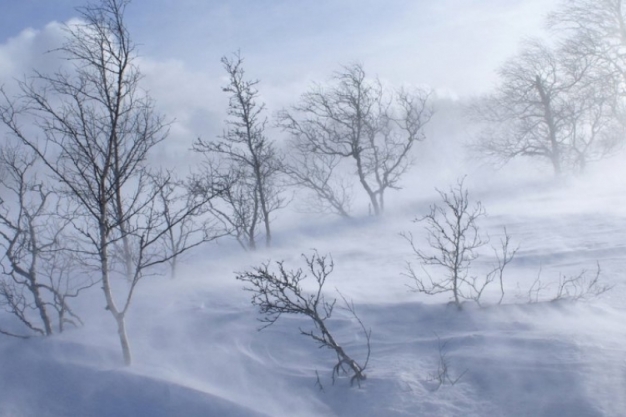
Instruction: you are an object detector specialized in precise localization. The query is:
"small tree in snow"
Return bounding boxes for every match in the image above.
[236,251,371,386]
[403,178,517,308]
[524,262,611,303]
[193,52,284,250]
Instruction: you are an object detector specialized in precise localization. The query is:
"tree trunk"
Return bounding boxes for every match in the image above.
[115,312,132,366]
[535,76,562,176]
[254,166,271,248]
[99,210,132,365]
[115,189,134,281]
[170,255,177,280]
[316,317,366,382]
[353,152,381,215]
[31,284,53,336]
[26,219,53,336]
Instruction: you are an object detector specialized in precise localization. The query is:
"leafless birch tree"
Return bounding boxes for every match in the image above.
[279,64,431,216]
[0,145,94,338]
[152,172,221,279]
[193,53,284,250]
[0,0,220,364]
[282,150,353,218]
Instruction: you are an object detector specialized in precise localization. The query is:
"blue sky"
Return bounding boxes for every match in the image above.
[0,1,83,40]
[0,0,559,159]
[1,0,558,91]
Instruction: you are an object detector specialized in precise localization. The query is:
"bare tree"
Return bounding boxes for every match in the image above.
[491,231,517,305]
[548,0,626,94]
[402,179,516,308]
[0,0,219,365]
[190,164,260,250]
[153,172,220,279]
[470,38,624,175]
[279,63,431,216]
[0,145,93,338]
[548,0,626,167]
[193,52,284,250]
[282,150,352,218]
[470,41,573,175]
[565,77,624,171]
[236,252,371,386]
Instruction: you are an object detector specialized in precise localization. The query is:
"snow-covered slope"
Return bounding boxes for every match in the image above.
[0,171,624,417]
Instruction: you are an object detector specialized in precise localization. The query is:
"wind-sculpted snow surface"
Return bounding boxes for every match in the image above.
[0,339,272,417]
[0,172,624,416]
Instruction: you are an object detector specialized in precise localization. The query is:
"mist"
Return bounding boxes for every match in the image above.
[0,0,624,416]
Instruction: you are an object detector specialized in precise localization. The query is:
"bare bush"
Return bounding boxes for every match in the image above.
[524,263,610,303]
[236,251,371,386]
[428,334,467,390]
[489,231,517,305]
[552,263,610,301]
[403,178,517,308]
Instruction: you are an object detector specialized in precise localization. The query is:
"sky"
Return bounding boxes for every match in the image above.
[0,0,561,161]
[1,0,560,92]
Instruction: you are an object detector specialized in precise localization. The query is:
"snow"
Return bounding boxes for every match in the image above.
[0,165,625,417]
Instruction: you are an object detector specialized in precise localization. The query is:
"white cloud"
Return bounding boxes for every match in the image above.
[0,0,561,169]
[0,22,67,86]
